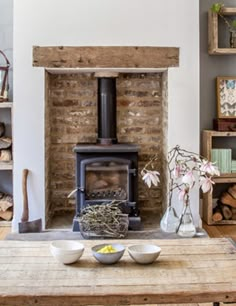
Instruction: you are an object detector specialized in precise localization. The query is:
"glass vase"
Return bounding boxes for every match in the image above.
[230,30,236,48]
[160,206,179,233]
[176,195,196,238]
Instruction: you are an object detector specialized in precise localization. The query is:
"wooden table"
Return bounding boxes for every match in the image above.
[0,238,236,306]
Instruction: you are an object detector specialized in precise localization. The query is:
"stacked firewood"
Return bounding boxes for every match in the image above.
[0,192,13,221]
[0,122,12,161]
[212,184,236,222]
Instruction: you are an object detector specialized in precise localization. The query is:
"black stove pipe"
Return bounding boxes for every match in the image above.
[97,77,117,145]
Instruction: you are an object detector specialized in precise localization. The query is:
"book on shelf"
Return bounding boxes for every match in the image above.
[211,148,232,174]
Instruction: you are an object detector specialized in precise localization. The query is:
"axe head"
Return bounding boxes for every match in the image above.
[18,218,42,233]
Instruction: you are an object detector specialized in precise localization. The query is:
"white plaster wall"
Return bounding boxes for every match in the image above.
[13,0,199,231]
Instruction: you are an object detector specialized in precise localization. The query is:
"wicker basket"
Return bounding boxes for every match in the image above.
[78,214,129,239]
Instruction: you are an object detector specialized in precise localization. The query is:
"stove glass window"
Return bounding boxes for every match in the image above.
[85,161,129,201]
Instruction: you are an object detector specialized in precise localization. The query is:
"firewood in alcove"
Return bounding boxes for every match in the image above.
[0,149,11,161]
[220,204,233,220]
[212,205,223,222]
[0,209,13,221]
[228,184,236,199]
[0,137,12,149]
[0,122,5,137]
[220,192,236,208]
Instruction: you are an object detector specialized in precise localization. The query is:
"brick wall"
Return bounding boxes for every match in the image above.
[45,72,166,225]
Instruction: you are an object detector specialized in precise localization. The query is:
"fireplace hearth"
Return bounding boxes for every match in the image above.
[73,75,141,231]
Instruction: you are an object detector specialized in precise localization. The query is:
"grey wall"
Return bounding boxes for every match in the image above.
[200,0,236,131]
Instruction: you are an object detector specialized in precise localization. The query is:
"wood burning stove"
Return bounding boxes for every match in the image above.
[73,75,141,231]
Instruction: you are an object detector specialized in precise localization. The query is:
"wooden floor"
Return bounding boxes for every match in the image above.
[0,224,235,306]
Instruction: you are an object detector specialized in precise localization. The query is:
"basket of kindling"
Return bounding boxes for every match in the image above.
[78,202,129,239]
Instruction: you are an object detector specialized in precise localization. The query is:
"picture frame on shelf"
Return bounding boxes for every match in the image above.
[217,76,236,118]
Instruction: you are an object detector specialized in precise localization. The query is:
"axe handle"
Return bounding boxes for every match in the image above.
[21,169,29,222]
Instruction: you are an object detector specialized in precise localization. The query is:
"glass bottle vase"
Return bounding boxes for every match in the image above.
[160,206,179,233]
[176,195,196,238]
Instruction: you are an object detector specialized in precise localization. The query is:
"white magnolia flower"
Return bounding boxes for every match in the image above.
[182,171,195,188]
[173,164,181,179]
[200,160,220,176]
[200,176,215,193]
[141,170,160,188]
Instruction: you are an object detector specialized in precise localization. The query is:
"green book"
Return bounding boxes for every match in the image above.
[211,149,232,173]
[232,160,236,173]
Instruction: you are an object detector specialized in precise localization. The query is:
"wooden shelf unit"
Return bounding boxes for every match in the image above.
[208,7,236,55]
[202,130,236,225]
[0,102,13,108]
[0,101,13,225]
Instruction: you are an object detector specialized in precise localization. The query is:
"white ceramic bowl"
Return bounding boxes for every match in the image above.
[50,240,84,264]
[92,243,125,265]
[128,244,161,264]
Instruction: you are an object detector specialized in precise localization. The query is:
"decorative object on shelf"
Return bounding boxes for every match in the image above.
[213,118,236,131]
[0,50,10,102]
[78,201,129,239]
[211,3,236,48]
[217,77,236,118]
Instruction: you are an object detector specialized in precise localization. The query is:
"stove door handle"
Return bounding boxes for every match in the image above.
[67,187,85,198]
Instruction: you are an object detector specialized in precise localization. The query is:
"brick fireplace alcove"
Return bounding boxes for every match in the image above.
[33,46,179,228]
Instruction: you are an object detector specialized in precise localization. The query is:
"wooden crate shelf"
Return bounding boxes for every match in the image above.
[208,7,236,55]
[202,130,236,225]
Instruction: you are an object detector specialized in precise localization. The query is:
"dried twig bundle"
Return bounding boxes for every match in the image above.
[78,201,129,238]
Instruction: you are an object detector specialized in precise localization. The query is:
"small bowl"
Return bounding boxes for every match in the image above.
[50,240,84,264]
[128,244,161,264]
[92,243,125,265]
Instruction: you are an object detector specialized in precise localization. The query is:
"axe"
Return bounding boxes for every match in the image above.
[18,169,42,233]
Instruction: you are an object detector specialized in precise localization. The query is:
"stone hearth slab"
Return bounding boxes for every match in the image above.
[5,228,207,241]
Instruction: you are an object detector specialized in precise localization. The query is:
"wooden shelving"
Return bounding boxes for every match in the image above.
[0,102,13,224]
[0,161,13,170]
[0,102,13,108]
[208,7,236,55]
[202,130,236,225]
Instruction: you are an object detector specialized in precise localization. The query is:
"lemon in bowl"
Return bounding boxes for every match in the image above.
[92,243,125,264]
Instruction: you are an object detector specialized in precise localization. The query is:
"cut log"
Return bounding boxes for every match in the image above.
[212,207,223,222]
[0,149,11,161]
[228,185,236,199]
[0,209,13,221]
[221,204,233,220]
[0,137,12,149]
[0,122,5,137]
[231,207,236,214]
[0,194,13,212]
[220,192,236,208]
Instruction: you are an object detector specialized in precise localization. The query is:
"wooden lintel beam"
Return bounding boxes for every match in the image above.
[33,46,179,69]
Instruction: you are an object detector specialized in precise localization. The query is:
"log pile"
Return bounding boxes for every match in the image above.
[0,192,13,221]
[212,184,236,222]
[0,122,12,161]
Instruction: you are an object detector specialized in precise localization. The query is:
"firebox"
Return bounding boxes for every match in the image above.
[73,75,141,231]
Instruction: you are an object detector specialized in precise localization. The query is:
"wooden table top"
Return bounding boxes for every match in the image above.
[0,238,235,306]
